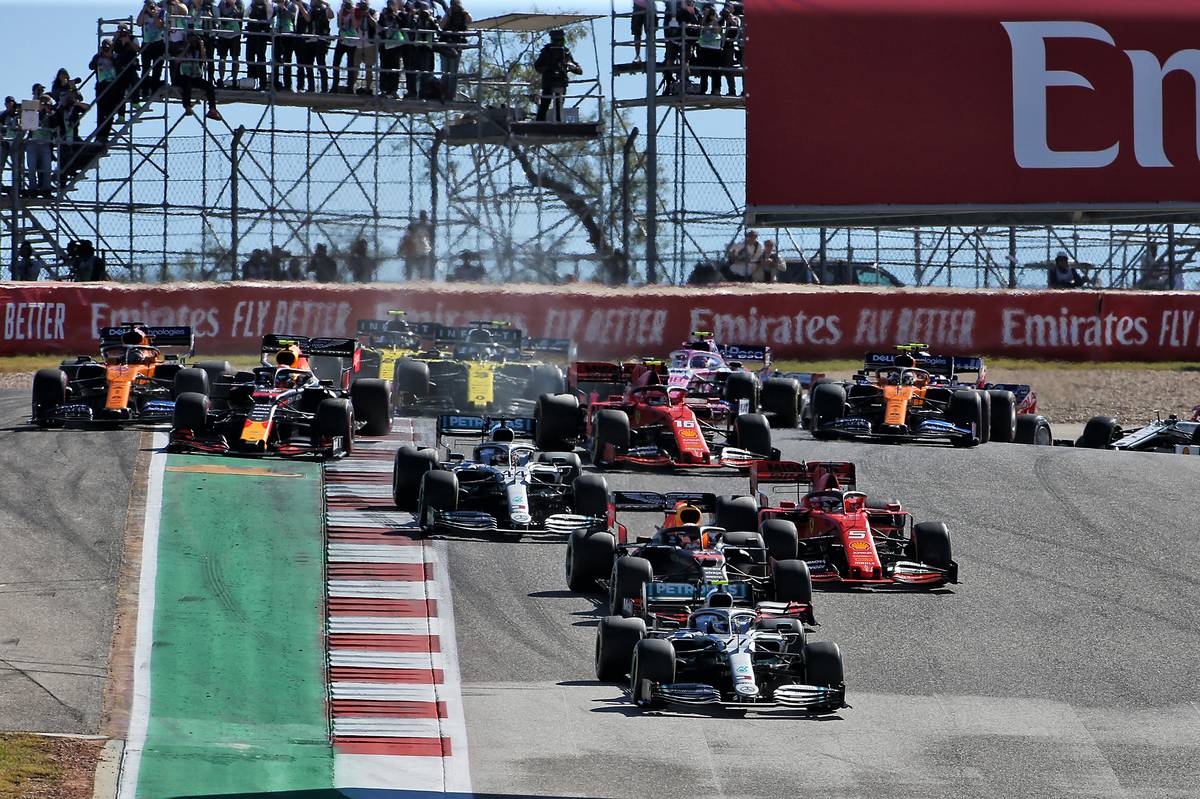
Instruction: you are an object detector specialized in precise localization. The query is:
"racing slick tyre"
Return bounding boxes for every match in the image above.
[418,470,459,528]
[803,640,845,704]
[610,556,653,616]
[722,371,759,413]
[761,377,801,428]
[571,472,610,520]
[392,358,430,404]
[759,617,806,655]
[720,531,768,576]
[948,389,982,447]
[974,390,992,444]
[350,378,392,436]
[526,364,565,400]
[988,389,1018,443]
[773,559,813,605]
[590,409,631,468]
[534,393,579,451]
[913,521,953,569]
[1015,414,1053,445]
[316,398,356,455]
[567,528,616,592]
[630,638,675,707]
[760,518,799,561]
[172,391,210,432]
[393,445,439,510]
[31,368,67,427]
[537,451,583,484]
[595,615,646,681]
[810,383,846,440]
[715,495,759,533]
[1077,416,1121,449]
[733,412,772,457]
[172,367,210,399]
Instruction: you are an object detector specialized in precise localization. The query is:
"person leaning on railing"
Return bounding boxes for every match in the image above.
[137,0,167,96]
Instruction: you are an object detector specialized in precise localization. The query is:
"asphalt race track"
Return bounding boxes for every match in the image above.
[0,388,137,733]
[445,423,1200,799]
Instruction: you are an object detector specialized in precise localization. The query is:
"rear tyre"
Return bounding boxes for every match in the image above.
[536,451,583,484]
[566,529,616,592]
[351,378,392,436]
[534,393,579,450]
[733,412,772,456]
[714,495,758,532]
[172,391,210,432]
[722,371,758,413]
[595,615,645,681]
[948,389,982,447]
[810,383,846,440]
[761,377,800,428]
[172,367,210,398]
[773,559,813,605]
[316,398,355,455]
[418,469,459,527]
[610,556,653,616]
[1015,413,1053,445]
[590,408,631,467]
[913,521,953,569]
[526,364,565,400]
[630,638,675,707]
[1077,416,1120,449]
[571,472,610,520]
[392,358,430,404]
[988,389,1017,443]
[392,445,439,510]
[760,518,799,561]
[32,368,67,427]
[193,359,234,385]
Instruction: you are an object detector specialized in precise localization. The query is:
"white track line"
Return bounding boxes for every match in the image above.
[116,431,169,799]
[332,682,440,701]
[327,544,431,563]
[334,717,446,737]
[328,580,440,600]
[329,651,444,670]
[430,537,472,792]
[329,617,441,635]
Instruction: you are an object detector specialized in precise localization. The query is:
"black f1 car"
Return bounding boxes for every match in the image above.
[168,334,391,459]
[1074,413,1200,453]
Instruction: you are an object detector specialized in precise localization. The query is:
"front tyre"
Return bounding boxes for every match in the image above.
[350,378,392,436]
[566,528,616,592]
[595,615,646,681]
[316,398,355,455]
[630,639,675,707]
[32,368,67,427]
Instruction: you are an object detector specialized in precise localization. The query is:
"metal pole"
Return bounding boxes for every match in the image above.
[1008,226,1017,288]
[644,3,658,283]
[818,226,827,282]
[622,127,637,270]
[1168,223,1177,289]
[10,134,21,271]
[231,125,245,278]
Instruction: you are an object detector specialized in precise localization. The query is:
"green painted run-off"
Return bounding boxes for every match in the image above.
[135,456,333,798]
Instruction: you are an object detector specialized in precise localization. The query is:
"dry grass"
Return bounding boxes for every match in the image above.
[0,734,101,799]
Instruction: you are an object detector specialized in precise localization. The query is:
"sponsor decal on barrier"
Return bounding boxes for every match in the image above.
[4,283,1200,361]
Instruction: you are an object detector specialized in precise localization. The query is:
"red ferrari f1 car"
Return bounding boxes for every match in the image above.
[749,460,958,588]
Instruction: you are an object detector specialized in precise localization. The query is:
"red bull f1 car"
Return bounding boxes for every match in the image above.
[750,460,958,589]
[168,334,391,459]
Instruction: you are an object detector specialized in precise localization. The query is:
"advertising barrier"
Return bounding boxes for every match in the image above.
[746,0,1200,225]
[3,281,1200,362]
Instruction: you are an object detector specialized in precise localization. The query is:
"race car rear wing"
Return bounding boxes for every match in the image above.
[750,460,857,496]
[611,490,717,513]
[716,343,772,368]
[524,337,576,360]
[99,324,195,352]
[355,319,390,335]
[260,334,358,358]
[436,414,535,439]
[862,351,983,376]
[434,322,524,348]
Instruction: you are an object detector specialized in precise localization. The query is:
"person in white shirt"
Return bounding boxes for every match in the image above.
[725,229,762,281]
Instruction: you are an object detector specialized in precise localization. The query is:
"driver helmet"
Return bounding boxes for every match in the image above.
[900,371,916,386]
[692,611,728,634]
[133,347,155,364]
[466,327,493,345]
[887,371,902,386]
[274,370,303,390]
[476,445,508,466]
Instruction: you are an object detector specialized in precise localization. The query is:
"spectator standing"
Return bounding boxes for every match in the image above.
[178,33,224,119]
[450,250,485,281]
[377,0,406,98]
[407,2,437,99]
[399,211,434,279]
[195,0,219,82]
[352,0,379,96]
[752,240,785,283]
[724,230,762,281]
[1048,251,1090,289]
[307,0,335,92]
[26,94,57,194]
[11,241,46,281]
[438,0,470,99]
[294,2,317,91]
[49,69,79,107]
[695,6,722,97]
[138,0,167,95]
[271,0,298,91]
[308,242,338,282]
[166,0,191,83]
[631,0,647,62]
[718,4,739,96]
[72,240,107,281]
[112,26,141,122]
[332,0,360,92]
[0,97,18,188]
[347,237,375,282]
[533,29,582,122]
[245,0,270,89]
[89,39,120,141]
[215,0,245,87]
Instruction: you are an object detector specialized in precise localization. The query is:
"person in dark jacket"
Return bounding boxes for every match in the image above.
[245,0,270,89]
[533,29,581,122]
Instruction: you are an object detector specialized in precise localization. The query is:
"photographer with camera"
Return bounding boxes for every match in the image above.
[270,0,298,91]
[138,1,167,96]
[533,29,582,122]
[406,1,436,99]
[438,0,469,99]
[331,0,359,92]
[244,0,270,89]
[88,39,120,141]
[350,0,379,96]
[166,0,191,84]
[377,0,405,98]
[178,32,224,119]
[215,0,244,87]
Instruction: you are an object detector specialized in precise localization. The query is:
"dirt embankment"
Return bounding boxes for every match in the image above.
[988,367,1200,424]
